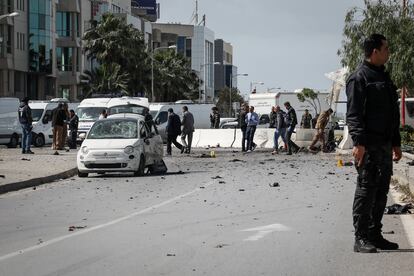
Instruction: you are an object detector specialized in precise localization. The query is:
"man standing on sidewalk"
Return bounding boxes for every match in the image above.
[346,34,402,253]
[300,109,312,129]
[18,97,34,154]
[284,101,300,155]
[272,106,287,154]
[245,106,259,152]
[181,106,195,154]
[166,108,184,156]
[52,103,65,153]
[68,109,79,149]
[308,108,333,152]
[239,104,248,152]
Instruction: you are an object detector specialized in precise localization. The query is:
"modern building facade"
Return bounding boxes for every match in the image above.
[0,0,155,100]
[152,23,215,103]
[214,39,238,96]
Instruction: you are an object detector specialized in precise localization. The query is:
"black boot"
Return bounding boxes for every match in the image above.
[370,237,399,250]
[354,238,377,253]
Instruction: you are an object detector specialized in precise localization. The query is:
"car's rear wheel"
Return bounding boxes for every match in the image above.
[78,170,88,178]
[33,134,45,147]
[134,155,145,177]
[7,134,18,148]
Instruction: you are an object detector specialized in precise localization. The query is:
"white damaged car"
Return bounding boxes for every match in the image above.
[77,115,166,177]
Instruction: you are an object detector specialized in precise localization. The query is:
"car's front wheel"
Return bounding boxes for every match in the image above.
[78,170,88,178]
[7,134,18,148]
[134,155,145,177]
[33,134,45,147]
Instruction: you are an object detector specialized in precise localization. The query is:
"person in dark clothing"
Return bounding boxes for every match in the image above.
[272,106,287,154]
[52,103,65,151]
[269,106,277,128]
[166,108,184,155]
[239,104,249,152]
[300,109,312,129]
[347,34,402,253]
[18,97,34,154]
[284,101,300,155]
[68,109,79,149]
[210,107,220,129]
[181,106,195,154]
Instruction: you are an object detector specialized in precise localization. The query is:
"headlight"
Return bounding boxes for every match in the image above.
[124,146,134,154]
[81,146,89,154]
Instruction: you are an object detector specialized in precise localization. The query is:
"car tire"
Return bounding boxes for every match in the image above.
[7,134,18,148]
[78,170,88,178]
[134,155,145,177]
[34,134,45,147]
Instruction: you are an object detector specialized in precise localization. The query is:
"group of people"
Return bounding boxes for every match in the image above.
[165,106,195,155]
[238,101,301,155]
[51,103,79,154]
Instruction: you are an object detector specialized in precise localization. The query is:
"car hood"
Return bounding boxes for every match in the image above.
[81,139,138,150]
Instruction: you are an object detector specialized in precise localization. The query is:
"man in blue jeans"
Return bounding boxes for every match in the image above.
[272,106,287,154]
[245,106,259,152]
[18,97,34,154]
[284,101,300,155]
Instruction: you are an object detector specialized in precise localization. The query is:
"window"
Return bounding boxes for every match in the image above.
[112,4,121,13]
[56,12,71,37]
[7,26,12,54]
[17,0,25,11]
[56,47,73,71]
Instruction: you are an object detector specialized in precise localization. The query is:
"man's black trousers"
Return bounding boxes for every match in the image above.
[167,134,183,154]
[352,144,393,240]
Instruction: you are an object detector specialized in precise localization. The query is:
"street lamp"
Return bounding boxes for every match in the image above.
[151,45,176,102]
[229,73,248,116]
[250,81,264,93]
[0,12,19,20]
[199,62,220,103]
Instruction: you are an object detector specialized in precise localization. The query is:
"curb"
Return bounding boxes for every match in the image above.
[0,168,77,195]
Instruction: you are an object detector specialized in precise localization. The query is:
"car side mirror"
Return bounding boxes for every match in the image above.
[42,115,49,124]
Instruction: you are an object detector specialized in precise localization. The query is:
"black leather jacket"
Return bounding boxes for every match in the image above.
[346,61,401,147]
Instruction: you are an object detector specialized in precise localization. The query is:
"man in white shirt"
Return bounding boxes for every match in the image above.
[245,106,259,152]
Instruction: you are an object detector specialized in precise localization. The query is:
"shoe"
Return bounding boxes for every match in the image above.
[25,150,34,154]
[370,237,399,250]
[252,144,257,151]
[22,150,26,154]
[246,150,252,153]
[286,152,292,155]
[53,151,60,155]
[272,150,278,155]
[354,238,377,253]
[181,147,185,154]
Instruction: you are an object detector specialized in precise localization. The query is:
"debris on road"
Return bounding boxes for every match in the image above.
[211,175,222,179]
[407,160,414,166]
[68,225,87,231]
[200,186,205,189]
[384,204,413,214]
[166,253,176,257]
[0,175,5,178]
[21,158,31,161]
[327,172,335,175]
[215,244,229,248]
[239,189,245,192]
[269,182,280,187]
[383,230,395,234]
[229,159,246,163]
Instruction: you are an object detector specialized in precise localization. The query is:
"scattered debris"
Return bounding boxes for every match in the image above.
[259,162,265,165]
[384,204,413,214]
[344,161,354,166]
[197,153,213,158]
[269,182,280,187]
[218,181,226,184]
[327,172,335,175]
[32,187,37,190]
[68,225,87,231]
[383,231,395,235]
[200,186,205,189]
[211,176,222,179]
[166,253,176,257]
[268,172,274,175]
[407,160,414,166]
[238,189,245,192]
[21,158,31,161]
[0,175,5,178]
[229,159,246,163]
[215,244,230,248]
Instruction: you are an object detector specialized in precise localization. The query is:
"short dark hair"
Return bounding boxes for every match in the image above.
[70,109,75,113]
[183,106,188,111]
[328,108,333,113]
[22,97,30,103]
[168,108,174,113]
[284,101,290,107]
[364,34,386,58]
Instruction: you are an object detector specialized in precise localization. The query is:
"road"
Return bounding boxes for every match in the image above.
[0,150,413,276]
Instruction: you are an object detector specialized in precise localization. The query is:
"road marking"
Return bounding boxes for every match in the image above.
[241,223,291,241]
[0,181,215,262]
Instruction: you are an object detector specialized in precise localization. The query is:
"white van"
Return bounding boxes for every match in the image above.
[76,97,149,141]
[149,102,215,142]
[29,101,79,147]
[0,97,21,148]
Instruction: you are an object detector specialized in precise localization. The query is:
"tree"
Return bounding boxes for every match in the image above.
[83,14,149,96]
[153,50,200,102]
[339,0,414,94]
[297,88,321,115]
[216,87,245,117]
[80,64,130,98]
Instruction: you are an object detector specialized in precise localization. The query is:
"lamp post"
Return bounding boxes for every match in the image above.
[229,73,248,116]
[151,45,176,102]
[0,12,19,20]
[249,81,264,93]
[199,62,220,103]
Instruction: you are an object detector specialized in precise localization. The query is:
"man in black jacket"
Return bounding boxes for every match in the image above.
[18,97,34,154]
[283,101,300,155]
[166,108,184,155]
[346,34,402,253]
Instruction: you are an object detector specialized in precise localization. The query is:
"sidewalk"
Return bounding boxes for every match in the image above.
[0,147,78,194]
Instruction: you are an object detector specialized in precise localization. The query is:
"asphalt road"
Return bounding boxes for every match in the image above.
[0,150,413,276]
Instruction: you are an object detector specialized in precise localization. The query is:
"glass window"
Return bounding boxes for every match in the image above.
[108,105,147,116]
[30,0,39,13]
[39,0,46,15]
[87,119,138,139]
[156,111,168,124]
[31,109,44,122]
[76,107,104,121]
[57,47,73,71]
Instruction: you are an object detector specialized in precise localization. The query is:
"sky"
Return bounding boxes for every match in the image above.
[156,0,364,98]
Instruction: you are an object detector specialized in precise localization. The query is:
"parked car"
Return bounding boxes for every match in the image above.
[0,97,21,148]
[77,115,165,178]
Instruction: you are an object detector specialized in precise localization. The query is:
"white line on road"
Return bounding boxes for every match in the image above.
[0,181,216,263]
[241,223,291,241]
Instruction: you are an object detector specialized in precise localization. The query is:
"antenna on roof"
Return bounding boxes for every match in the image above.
[190,0,199,25]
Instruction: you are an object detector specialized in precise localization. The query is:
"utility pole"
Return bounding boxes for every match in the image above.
[401,0,408,126]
